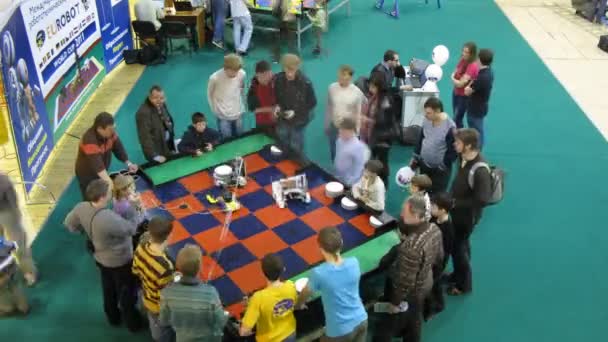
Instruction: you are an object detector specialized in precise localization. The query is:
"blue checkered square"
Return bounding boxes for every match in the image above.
[337,222,368,250]
[180,213,221,235]
[273,219,316,245]
[286,196,323,216]
[146,207,175,221]
[229,215,268,240]
[211,243,257,273]
[238,189,275,212]
[249,166,286,186]
[153,181,190,203]
[276,248,309,278]
[210,275,244,306]
[258,145,287,163]
[302,166,332,189]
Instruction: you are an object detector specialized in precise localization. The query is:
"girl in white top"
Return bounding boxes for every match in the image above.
[352,159,386,213]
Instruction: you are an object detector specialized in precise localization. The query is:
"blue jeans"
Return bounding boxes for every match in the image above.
[212,0,226,43]
[148,312,175,342]
[327,123,338,162]
[217,118,243,140]
[466,114,485,148]
[233,16,253,52]
[277,123,305,156]
[452,93,469,128]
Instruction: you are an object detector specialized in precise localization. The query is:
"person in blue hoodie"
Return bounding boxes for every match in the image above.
[178,113,221,157]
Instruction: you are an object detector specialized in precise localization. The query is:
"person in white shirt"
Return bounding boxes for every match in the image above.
[351,159,386,214]
[230,0,253,56]
[207,54,246,139]
[325,65,366,161]
[134,0,165,31]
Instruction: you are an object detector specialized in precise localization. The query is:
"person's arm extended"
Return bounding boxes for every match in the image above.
[443,129,457,169]
[305,79,317,113]
[411,127,425,166]
[295,285,313,309]
[370,180,386,212]
[63,204,83,233]
[207,75,217,113]
[454,166,492,209]
[177,131,197,155]
[111,135,133,168]
[108,212,137,238]
[240,293,259,337]
[324,86,334,131]
[390,243,419,306]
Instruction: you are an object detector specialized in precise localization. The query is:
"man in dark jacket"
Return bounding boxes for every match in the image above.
[75,112,138,197]
[375,194,443,342]
[370,50,401,90]
[136,85,176,163]
[447,128,492,296]
[274,54,317,157]
[178,112,221,156]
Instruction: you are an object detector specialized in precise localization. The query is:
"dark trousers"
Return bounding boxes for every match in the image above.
[466,114,485,148]
[419,162,451,194]
[450,222,474,293]
[96,261,142,331]
[374,296,423,342]
[424,265,445,320]
[371,142,391,190]
[452,93,469,129]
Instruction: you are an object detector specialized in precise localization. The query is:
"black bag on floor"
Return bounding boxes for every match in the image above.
[123,49,141,64]
[140,43,166,65]
[599,35,608,53]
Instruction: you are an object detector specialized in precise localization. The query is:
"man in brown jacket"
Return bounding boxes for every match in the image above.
[74,112,138,198]
[374,194,443,342]
[136,85,176,164]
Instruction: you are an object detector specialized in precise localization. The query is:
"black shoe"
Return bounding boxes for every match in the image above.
[237,50,248,57]
[312,47,321,55]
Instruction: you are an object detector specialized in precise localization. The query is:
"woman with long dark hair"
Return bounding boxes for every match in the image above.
[360,76,393,188]
[451,42,479,128]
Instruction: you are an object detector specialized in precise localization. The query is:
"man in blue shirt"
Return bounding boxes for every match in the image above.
[296,227,368,341]
[334,118,369,186]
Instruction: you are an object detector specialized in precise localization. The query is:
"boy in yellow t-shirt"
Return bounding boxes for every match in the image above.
[240,254,298,342]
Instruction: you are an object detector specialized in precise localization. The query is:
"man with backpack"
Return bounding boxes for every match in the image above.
[447,128,493,296]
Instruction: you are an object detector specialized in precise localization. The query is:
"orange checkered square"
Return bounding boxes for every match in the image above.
[193,226,239,254]
[254,206,297,229]
[300,207,345,231]
[179,171,215,193]
[165,194,206,220]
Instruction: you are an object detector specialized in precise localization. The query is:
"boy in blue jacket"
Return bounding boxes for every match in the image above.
[178,112,221,156]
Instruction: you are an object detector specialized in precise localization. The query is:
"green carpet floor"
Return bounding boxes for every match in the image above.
[3,0,608,340]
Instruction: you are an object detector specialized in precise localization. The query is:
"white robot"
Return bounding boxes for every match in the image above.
[271,174,311,209]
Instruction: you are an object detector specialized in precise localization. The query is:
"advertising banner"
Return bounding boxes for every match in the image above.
[20,0,106,142]
[96,0,132,72]
[0,8,54,192]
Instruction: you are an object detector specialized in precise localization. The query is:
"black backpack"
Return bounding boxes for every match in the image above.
[140,43,166,65]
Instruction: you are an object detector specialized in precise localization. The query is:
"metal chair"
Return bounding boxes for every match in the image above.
[163,21,194,56]
[131,20,161,49]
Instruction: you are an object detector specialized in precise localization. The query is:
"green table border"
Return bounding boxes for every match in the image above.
[142,134,275,185]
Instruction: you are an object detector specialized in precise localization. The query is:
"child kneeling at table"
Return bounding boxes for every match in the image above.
[351,159,386,215]
[178,112,221,157]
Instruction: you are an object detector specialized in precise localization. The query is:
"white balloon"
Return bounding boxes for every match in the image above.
[421,81,439,93]
[425,64,443,82]
[432,45,449,67]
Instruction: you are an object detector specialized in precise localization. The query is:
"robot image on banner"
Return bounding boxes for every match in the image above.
[2,31,41,142]
[272,174,311,208]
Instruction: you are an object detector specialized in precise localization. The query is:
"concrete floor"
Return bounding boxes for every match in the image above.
[2,0,607,243]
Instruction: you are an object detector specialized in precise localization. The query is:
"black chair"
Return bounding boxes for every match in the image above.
[163,21,194,56]
[132,20,163,50]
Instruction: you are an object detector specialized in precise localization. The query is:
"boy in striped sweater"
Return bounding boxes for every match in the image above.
[132,217,175,342]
